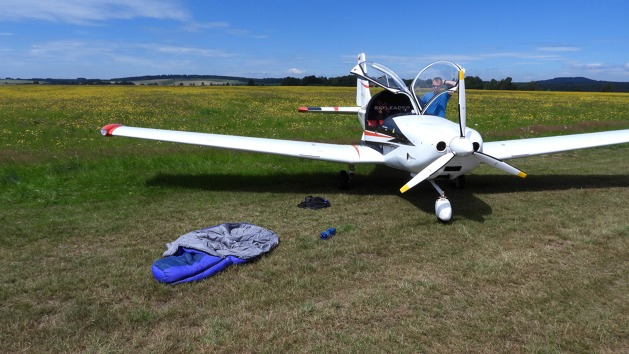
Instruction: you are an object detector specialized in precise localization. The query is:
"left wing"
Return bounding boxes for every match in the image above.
[101,124,384,164]
[482,129,629,160]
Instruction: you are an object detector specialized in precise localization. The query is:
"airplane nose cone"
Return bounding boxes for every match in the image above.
[450,137,474,156]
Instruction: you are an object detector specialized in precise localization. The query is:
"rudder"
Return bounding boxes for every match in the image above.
[356,53,371,107]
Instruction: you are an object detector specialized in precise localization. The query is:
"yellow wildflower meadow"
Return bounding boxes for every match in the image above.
[1,85,628,161]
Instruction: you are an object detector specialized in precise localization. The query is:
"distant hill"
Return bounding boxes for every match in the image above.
[1,75,282,86]
[525,77,629,92]
[109,74,282,86]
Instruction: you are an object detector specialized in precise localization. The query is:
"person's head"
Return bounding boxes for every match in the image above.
[432,77,443,93]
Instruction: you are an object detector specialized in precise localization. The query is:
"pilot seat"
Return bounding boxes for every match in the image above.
[364,90,414,131]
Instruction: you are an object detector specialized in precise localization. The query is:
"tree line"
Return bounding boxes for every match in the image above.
[280,75,521,89]
[278,74,627,92]
[9,74,626,92]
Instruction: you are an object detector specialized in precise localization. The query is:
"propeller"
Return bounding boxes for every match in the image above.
[458,68,467,138]
[474,151,527,178]
[400,69,527,194]
[400,153,455,193]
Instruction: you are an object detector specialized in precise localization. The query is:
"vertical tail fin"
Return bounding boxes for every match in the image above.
[356,53,371,107]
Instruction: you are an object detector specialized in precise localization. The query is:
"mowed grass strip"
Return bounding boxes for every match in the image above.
[0,86,628,353]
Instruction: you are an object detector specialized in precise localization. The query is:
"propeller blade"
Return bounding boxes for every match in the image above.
[400,153,455,193]
[457,69,467,137]
[474,151,527,178]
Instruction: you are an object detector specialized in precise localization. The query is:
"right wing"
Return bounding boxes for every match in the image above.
[482,129,629,160]
[101,124,384,164]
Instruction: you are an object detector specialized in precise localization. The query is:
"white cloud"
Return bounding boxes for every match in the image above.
[288,68,305,75]
[6,39,243,77]
[27,40,234,61]
[0,0,189,24]
[183,21,269,40]
[28,40,91,58]
[183,21,230,32]
[146,44,234,58]
[537,46,580,52]
[579,63,603,69]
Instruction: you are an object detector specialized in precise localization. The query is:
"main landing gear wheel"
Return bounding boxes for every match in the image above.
[338,170,353,190]
[338,164,355,190]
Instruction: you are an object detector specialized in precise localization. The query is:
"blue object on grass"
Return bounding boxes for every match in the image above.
[320,227,336,240]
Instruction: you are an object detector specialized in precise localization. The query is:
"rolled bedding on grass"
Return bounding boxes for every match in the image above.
[152,223,279,284]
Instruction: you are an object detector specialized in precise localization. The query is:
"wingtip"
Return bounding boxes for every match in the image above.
[400,185,410,193]
[298,107,308,113]
[518,172,527,178]
[101,124,122,136]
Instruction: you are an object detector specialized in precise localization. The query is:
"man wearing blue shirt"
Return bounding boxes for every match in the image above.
[420,77,454,118]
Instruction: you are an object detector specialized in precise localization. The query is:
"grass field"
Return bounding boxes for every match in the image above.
[1,86,628,353]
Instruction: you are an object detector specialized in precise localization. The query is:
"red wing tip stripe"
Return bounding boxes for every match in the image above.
[101,124,122,136]
[334,107,339,111]
[298,107,309,112]
[353,145,360,158]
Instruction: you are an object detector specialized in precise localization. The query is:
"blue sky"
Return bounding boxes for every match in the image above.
[1,0,628,82]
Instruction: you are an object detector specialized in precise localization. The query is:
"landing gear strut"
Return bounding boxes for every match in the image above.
[452,175,466,189]
[429,180,452,222]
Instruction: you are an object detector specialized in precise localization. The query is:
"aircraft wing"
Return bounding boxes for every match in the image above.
[100,124,384,164]
[482,129,629,160]
[298,106,360,114]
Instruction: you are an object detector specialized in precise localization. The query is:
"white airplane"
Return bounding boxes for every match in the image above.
[101,53,629,222]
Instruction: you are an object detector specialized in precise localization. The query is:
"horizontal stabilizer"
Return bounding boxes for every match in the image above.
[298,106,360,114]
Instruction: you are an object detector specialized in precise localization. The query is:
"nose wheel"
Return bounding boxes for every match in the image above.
[429,180,452,222]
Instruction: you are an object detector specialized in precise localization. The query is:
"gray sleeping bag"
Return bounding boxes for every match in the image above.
[163,222,280,260]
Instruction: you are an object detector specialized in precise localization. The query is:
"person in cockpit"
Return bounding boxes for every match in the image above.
[420,77,454,118]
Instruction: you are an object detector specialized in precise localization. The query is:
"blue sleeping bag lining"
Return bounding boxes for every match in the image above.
[152,248,248,284]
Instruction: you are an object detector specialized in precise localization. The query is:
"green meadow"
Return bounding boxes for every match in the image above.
[1,86,628,353]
